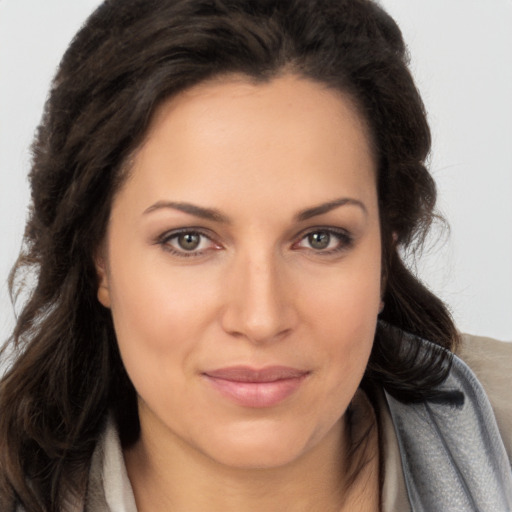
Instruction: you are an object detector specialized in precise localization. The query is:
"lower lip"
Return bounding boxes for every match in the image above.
[203,375,308,408]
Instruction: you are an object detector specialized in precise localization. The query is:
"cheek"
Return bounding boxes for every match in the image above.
[301,243,381,387]
[107,270,213,423]
[290,258,380,451]
[105,246,223,392]
[109,242,215,334]
[306,249,381,337]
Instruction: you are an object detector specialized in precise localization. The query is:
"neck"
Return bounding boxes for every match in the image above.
[124,392,379,512]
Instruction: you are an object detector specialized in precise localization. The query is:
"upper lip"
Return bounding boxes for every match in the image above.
[203,366,309,383]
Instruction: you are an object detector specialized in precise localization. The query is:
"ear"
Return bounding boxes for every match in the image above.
[95,249,111,308]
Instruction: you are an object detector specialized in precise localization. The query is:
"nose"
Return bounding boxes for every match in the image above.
[220,251,298,344]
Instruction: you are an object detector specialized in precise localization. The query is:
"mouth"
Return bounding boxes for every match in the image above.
[202,366,310,408]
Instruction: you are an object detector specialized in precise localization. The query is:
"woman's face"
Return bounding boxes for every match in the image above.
[97,74,382,469]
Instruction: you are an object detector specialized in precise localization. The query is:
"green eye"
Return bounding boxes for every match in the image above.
[158,229,222,258]
[177,233,201,251]
[307,231,331,250]
[294,228,353,255]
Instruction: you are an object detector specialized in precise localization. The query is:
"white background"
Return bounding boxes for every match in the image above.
[1,1,511,342]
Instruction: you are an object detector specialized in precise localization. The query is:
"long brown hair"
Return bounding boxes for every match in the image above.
[0,0,458,509]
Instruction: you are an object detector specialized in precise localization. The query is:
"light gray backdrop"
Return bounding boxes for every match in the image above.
[1,0,511,342]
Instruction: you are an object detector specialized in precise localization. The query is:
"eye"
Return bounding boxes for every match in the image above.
[306,231,331,250]
[294,228,353,254]
[157,229,221,257]
[175,232,202,251]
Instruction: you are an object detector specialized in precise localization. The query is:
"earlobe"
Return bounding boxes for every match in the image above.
[95,253,111,308]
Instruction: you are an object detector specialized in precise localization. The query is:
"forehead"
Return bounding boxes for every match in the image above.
[119,74,377,215]
[145,73,373,158]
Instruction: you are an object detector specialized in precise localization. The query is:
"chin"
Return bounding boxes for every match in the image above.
[208,443,307,470]
[196,419,327,470]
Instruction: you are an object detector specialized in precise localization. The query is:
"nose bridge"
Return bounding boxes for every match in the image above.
[221,244,294,343]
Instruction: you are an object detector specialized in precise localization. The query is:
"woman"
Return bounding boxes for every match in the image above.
[0,0,510,511]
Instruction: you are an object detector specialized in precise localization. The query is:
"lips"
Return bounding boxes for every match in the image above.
[202,366,309,408]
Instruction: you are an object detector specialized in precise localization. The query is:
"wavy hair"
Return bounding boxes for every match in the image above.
[0,0,458,509]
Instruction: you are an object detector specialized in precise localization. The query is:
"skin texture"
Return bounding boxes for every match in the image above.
[97,74,382,511]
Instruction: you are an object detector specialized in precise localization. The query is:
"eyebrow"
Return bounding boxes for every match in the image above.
[143,197,367,223]
[295,197,367,221]
[143,201,230,223]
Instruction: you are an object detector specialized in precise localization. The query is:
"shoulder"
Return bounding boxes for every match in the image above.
[455,333,512,461]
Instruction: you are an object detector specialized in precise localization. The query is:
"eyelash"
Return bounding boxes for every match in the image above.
[156,227,354,258]
[156,228,220,258]
[293,227,354,255]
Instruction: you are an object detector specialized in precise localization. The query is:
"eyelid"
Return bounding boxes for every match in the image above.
[292,226,354,254]
[156,227,222,257]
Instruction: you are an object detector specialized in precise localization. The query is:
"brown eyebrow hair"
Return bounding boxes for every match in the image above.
[143,201,230,223]
[295,198,367,221]
[143,197,367,223]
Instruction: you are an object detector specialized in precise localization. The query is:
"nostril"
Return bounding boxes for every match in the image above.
[219,256,298,343]
[221,307,296,344]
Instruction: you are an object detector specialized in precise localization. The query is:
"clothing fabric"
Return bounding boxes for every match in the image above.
[81,333,512,511]
[386,338,512,510]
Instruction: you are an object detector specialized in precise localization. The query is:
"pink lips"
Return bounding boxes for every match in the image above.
[203,366,309,408]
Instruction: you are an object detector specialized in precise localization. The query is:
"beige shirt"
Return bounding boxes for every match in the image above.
[84,334,512,511]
